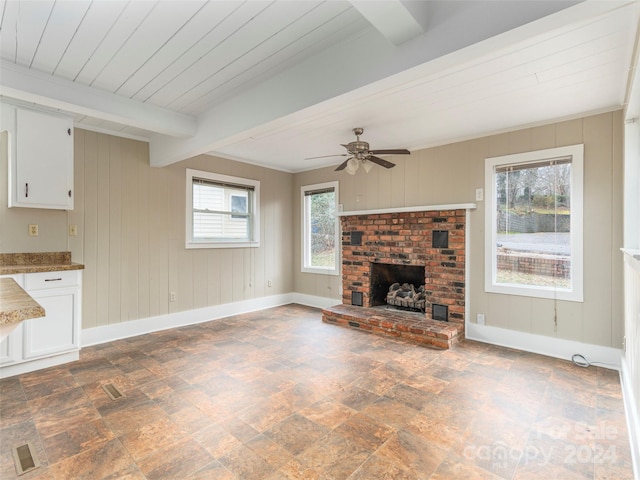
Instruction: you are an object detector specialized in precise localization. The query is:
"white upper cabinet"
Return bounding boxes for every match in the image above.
[4,104,74,210]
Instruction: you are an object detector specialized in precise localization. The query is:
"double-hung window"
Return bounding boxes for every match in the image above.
[301,181,339,275]
[186,169,260,249]
[485,145,583,301]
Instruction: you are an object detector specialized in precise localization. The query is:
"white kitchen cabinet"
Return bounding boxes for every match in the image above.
[3,103,74,210]
[0,275,24,366]
[0,270,82,378]
[0,330,20,365]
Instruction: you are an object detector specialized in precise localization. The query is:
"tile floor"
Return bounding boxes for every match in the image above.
[0,304,634,479]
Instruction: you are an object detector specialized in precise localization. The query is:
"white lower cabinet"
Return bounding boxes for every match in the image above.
[0,270,81,377]
[0,331,19,365]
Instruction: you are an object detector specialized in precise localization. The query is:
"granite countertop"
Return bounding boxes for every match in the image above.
[0,252,85,275]
[0,278,45,326]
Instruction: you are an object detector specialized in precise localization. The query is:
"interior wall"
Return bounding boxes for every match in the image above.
[1,129,293,330]
[293,111,624,349]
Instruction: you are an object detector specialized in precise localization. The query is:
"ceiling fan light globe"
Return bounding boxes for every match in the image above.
[346,157,359,174]
[362,161,374,173]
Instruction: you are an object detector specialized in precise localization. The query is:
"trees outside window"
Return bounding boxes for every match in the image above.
[302,182,339,275]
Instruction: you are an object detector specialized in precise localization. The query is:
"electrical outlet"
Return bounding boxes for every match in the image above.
[170,292,176,302]
[268,280,273,287]
[69,225,78,236]
[477,313,485,325]
[475,188,484,201]
[28,224,38,236]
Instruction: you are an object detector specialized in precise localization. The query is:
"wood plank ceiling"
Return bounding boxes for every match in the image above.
[0,0,638,172]
[0,1,367,133]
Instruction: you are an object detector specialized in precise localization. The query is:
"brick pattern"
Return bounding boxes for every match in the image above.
[497,253,570,279]
[341,210,466,325]
[322,304,464,349]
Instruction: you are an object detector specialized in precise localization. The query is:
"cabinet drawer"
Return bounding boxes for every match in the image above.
[25,270,79,290]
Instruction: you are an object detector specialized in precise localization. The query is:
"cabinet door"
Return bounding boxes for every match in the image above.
[22,290,77,360]
[15,108,73,209]
[0,325,22,365]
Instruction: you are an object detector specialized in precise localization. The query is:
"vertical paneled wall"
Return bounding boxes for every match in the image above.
[293,111,624,349]
[72,129,293,330]
[623,254,640,430]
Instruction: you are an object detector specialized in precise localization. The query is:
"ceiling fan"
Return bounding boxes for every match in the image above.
[306,128,410,174]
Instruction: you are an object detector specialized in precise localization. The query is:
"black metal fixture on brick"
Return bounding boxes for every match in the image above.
[350,231,363,246]
[432,303,448,321]
[351,291,363,306]
[433,230,448,249]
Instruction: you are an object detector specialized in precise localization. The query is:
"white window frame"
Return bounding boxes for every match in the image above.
[186,168,260,249]
[484,144,584,302]
[301,181,340,275]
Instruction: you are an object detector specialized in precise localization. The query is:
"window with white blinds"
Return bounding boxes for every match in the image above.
[186,169,260,249]
[485,145,584,302]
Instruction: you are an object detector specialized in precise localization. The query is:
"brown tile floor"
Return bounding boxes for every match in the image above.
[0,304,634,479]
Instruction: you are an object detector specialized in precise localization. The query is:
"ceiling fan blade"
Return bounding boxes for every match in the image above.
[368,156,396,169]
[305,153,348,160]
[335,158,352,171]
[369,149,410,155]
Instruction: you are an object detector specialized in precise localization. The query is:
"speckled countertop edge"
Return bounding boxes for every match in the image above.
[0,263,84,275]
[0,278,46,326]
[0,252,84,275]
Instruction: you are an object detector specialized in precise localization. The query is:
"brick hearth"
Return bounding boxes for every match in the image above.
[323,208,468,349]
[322,304,464,349]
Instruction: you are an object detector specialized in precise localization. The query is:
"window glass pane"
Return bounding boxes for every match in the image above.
[193,183,250,240]
[309,190,335,269]
[495,162,571,289]
[231,194,248,217]
[193,183,223,211]
[193,212,248,240]
[187,169,260,249]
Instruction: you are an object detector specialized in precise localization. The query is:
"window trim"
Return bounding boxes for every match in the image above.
[301,181,340,276]
[186,168,260,249]
[484,144,584,302]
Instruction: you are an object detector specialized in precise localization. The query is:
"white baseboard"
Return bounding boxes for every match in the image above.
[465,322,622,370]
[620,356,640,480]
[82,293,295,346]
[82,293,341,347]
[0,350,79,378]
[83,294,624,369]
[290,293,340,309]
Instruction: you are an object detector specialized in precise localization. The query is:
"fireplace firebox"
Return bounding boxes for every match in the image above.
[370,263,425,311]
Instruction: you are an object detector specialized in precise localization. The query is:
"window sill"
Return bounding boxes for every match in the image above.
[186,241,260,249]
[301,266,339,276]
[485,283,582,302]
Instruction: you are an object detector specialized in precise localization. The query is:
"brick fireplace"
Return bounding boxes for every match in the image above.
[322,207,470,349]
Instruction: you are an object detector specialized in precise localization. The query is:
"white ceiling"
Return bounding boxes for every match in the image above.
[1,0,638,173]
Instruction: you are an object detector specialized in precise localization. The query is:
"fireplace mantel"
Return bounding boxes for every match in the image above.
[337,203,477,217]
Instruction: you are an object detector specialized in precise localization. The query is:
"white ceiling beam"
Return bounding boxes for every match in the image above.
[350,0,427,46]
[0,61,196,138]
[625,12,640,120]
[150,0,614,168]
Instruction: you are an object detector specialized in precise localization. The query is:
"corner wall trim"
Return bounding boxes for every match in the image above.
[465,322,622,370]
[290,293,340,309]
[620,356,640,480]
